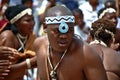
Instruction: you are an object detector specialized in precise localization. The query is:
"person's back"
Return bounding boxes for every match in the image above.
[91,44,120,80]
[33,5,107,80]
[89,19,120,80]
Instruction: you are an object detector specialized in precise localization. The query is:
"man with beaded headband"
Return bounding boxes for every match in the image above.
[33,5,107,80]
[88,19,120,80]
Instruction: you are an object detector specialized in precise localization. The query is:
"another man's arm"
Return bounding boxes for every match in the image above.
[83,43,108,80]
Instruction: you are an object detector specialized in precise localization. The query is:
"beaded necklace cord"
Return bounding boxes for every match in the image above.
[47,45,68,80]
[17,33,28,52]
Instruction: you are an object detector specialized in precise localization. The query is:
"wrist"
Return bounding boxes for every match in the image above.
[26,58,31,69]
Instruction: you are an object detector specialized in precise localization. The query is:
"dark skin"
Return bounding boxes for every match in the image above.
[102,12,120,51]
[23,0,33,9]
[0,14,34,48]
[87,19,120,80]
[91,44,120,80]
[0,47,13,80]
[0,13,36,80]
[33,5,108,80]
[105,0,116,9]
[73,9,89,34]
[89,0,99,11]
[73,10,84,29]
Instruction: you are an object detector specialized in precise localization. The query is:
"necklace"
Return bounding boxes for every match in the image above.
[17,33,28,39]
[17,33,28,52]
[47,45,68,80]
[89,39,107,47]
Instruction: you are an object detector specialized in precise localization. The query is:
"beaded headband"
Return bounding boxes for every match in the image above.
[10,8,32,24]
[45,15,75,33]
[99,8,116,19]
[45,16,75,24]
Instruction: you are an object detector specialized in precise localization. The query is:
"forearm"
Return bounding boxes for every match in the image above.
[6,56,37,80]
[25,56,37,69]
[15,57,37,69]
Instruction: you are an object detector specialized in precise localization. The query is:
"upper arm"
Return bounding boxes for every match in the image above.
[83,43,108,80]
[0,30,15,48]
[32,37,45,54]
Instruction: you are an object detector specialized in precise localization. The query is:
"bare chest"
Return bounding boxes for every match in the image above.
[37,48,85,80]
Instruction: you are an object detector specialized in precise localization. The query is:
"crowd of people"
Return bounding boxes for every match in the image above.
[0,0,120,80]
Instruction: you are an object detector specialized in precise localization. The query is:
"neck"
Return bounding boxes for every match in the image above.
[50,46,66,56]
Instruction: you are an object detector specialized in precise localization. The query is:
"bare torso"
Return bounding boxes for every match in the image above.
[0,30,29,80]
[35,36,85,80]
[34,36,107,80]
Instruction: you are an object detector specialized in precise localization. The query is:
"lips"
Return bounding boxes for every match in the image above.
[58,40,68,47]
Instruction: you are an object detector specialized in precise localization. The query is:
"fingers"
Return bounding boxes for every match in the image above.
[0,77,6,80]
[0,69,10,80]
[9,53,21,64]
[0,60,10,80]
[0,53,13,59]
[0,60,11,66]
[114,43,120,49]
[110,43,120,50]
[0,47,13,55]
[0,47,19,60]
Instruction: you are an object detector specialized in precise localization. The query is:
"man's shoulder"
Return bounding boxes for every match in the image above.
[0,30,14,35]
[83,42,101,60]
[72,36,84,47]
[34,36,48,44]
[33,36,48,51]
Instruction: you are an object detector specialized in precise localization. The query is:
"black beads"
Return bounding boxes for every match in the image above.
[50,70,58,80]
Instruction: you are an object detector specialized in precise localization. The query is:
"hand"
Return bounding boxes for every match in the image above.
[0,46,14,59]
[8,49,21,64]
[110,43,119,50]
[0,60,10,80]
[0,46,21,64]
[20,50,35,58]
[110,38,120,50]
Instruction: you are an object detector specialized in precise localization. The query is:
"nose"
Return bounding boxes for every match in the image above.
[30,19,35,28]
[111,18,117,25]
[59,33,67,39]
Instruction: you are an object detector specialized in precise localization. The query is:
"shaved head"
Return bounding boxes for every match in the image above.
[46,5,73,17]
